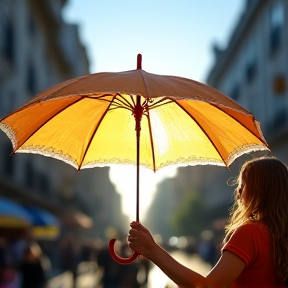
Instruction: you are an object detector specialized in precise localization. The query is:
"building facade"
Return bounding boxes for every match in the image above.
[165,0,288,234]
[0,0,127,240]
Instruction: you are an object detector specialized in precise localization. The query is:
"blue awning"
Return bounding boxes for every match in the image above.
[23,206,59,227]
[0,197,32,227]
[23,206,60,239]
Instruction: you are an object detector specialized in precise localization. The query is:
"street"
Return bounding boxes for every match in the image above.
[47,264,103,288]
[148,250,212,288]
[47,251,211,288]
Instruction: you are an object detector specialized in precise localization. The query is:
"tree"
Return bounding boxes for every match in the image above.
[171,190,210,238]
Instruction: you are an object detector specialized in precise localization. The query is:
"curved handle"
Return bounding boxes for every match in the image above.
[108,238,139,265]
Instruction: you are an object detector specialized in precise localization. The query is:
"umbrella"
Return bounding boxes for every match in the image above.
[0,54,269,263]
[0,197,32,227]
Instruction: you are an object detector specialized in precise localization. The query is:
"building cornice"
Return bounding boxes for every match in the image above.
[27,0,72,76]
[207,0,265,86]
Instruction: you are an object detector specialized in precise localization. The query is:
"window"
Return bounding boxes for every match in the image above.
[38,173,50,194]
[7,91,15,115]
[230,83,240,101]
[273,109,287,129]
[3,18,14,64]
[269,2,284,55]
[25,161,34,189]
[27,63,36,95]
[0,91,15,118]
[270,72,287,132]
[273,74,286,94]
[266,108,287,133]
[28,15,36,36]
[248,94,260,120]
[245,41,257,83]
[3,143,14,177]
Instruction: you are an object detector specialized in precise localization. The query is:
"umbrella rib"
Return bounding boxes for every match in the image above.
[144,98,176,172]
[130,95,136,106]
[116,93,134,108]
[109,106,132,112]
[77,95,117,170]
[87,93,133,110]
[12,97,84,151]
[148,98,174,110]
[210,104,268,147]
[145,112,156,172]
[174,101,229,167]
[139,71,150,98]
[111,94,134,110]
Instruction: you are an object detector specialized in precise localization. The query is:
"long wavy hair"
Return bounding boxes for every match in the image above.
[224,157,288,283]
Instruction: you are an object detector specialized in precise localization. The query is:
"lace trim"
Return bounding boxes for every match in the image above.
[17,145,79,168]
[0,123,17,150]
[13,143,269,171]
[254,120,268,146]
[83,156,226,171]
[227,144,270,167]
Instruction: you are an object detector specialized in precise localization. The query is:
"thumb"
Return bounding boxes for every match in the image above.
[130,221,147,232]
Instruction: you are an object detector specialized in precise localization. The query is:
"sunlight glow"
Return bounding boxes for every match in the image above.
[109,165,177,222]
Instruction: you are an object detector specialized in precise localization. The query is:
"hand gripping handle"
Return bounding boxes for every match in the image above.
[108,238,139,264]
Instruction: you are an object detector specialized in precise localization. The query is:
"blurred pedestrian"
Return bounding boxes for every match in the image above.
[18,245,47,288]
[137,256,151,288]
[198,230,217,266]
[119,244,140,288]
[0,238,19,288]
[97,241,122,288]
[128,157,288,287]
[58,236,80,288]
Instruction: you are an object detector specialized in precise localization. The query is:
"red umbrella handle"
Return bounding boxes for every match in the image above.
[108,238,139,264]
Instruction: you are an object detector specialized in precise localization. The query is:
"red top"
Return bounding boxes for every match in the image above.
[222,221,286,288]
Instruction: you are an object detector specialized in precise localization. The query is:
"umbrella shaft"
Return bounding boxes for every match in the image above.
[136,130,140,222]
[135,95,143,223]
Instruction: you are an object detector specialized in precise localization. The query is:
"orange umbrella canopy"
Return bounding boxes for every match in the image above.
[0,61,268,171]
[0,55,269,264]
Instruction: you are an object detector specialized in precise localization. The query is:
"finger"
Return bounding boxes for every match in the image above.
[128,229,136,236]
[130,222,147,232]
[127,235,137,243]
[130,221,142,228]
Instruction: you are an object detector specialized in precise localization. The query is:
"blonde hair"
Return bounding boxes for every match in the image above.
[224,157,288,282]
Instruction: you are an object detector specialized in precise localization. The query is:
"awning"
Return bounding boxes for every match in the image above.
[23,206,61,240]
[0,180,92,232]
[0,197,31,227]
[23,206,59,226]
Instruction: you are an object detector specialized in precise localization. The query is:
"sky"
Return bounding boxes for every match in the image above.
[63,0,245,221]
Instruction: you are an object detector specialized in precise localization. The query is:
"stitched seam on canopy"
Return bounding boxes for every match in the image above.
[77,95,117,170]
[210,103,269,148]
[138,70,150,98]
[7,97,84,152]
[173,100,229,167]
[145,111,156,172]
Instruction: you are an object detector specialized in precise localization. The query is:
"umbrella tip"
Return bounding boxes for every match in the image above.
[137,54,142,70]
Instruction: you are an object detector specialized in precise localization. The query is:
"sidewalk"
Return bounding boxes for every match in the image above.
[48,262,102,288]
[48,252,210,288]
[148,250,212,288]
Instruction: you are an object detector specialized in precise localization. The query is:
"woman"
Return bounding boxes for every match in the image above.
[128,157,288,288]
